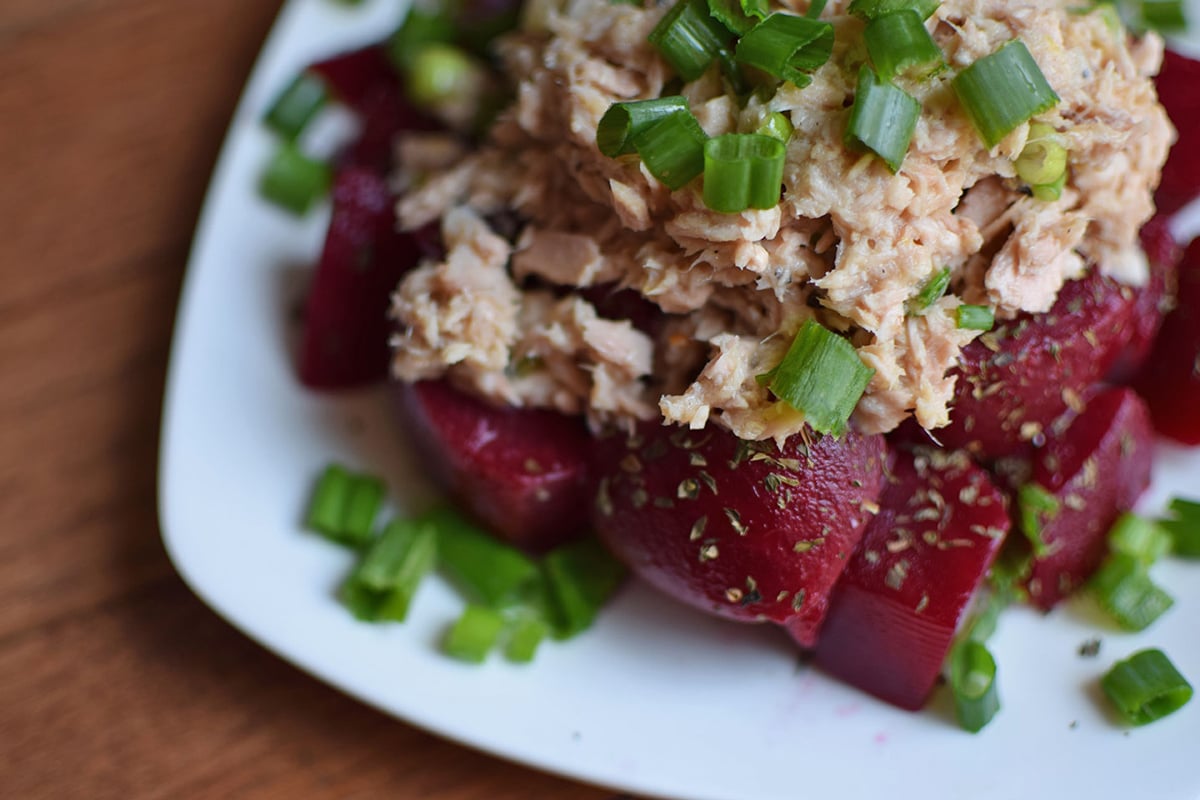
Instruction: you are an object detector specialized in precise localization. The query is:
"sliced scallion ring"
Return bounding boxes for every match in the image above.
[908,266,951,313]
[1089,552,1174,632]
[632,110,709,190]
[849,0,940,21]
[649,0,733,81]
[735,13,834,88]
[949,640,1001,733]
[955,303,995,331]
[864,10,944,80]
[702,133,787,212]
[756,110,795,142]
[845,67,920,172]
[952,40,1060,148]
[1102,649,1193,725]
[597,96,692,157]
[1161,497,1200,557]
[1108,513,1171,567]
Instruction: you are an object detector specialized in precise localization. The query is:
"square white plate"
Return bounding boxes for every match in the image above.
[160,2,1200,798]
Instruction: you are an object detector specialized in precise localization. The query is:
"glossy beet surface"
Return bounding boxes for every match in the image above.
[298,167,422,388]
[1155,49,1200,215]
[396,380,593,551]
[1137,238,1200,445]
[1109,216,1182,381]
[592,424,887,643]
[927,268,1136,459]
[813,450,1009,710]
[1023,388,1155,609]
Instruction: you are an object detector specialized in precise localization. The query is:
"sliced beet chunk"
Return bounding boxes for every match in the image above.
[922,268,1136,460]
[1136,237,1200,445]
[298,167,422,389]
[1155,49,1200,215]
[395,380,593,552]
[1020,387,1155,610]
[813,449,1010,711]
[1108,215,1183,382]
[591,423,887,643]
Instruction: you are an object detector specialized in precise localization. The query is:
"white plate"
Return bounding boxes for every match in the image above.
[160,2,1200,798]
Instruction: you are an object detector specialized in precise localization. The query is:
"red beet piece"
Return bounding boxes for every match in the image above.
[592,424,887,644]
[298,167,422,388]
[310,46,400,112]
[1109,216,1183,381]
[813,450,1010,711]
[1156,49,1200,215]
[1136,237,1200,444]
[1022,388,1154,609]
[395,380,593,551]
[923,268,1136,460]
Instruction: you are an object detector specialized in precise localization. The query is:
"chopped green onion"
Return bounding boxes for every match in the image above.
[806,0,829,18]
[406,43,479,110]
[505,616,550,663]
[632,110,709,190]
[597,96,692,157]
[955,304,995,331]
[426,506,541,608]
[1016,122,1068,187]
[952,40,1060,149]
[949,640,1001,733]
[1031,171,1066,202]
[342,519,438,621]
[708,0,761,35]
[1090,552,1174,631]
[1137,0,1187,32]
[735,13,834,88]
[845,67,920,172]
[305,464,384,546]
[863,11,944,80]
[443,604,506,663]
[1017,482,1059,558]
[702,133,787,213]
[387,8,456,70]
[1102,649,1193,725]
[1108,513,1171,567]
[756,111,794,142]
[649,0,733,81]
[908,266,952,313]
[259,143,332,215]
[760,320,875,437]
[543,538,628,638]
[849,0,940,21]
[264,71,330,141]
[1161,497,1200,557]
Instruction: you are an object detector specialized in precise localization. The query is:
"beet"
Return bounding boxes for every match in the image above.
[591,423,887,644]
[395,380,593,551]
[1155,49,1200,215]
[1136,237,1200,444]
[298,167,422,388]
[920,268,1136,460]
[1022,388,1155,609]
[1109,215,1183,382]
[812,450,1010,711]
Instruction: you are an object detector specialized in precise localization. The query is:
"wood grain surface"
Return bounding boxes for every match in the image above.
[0,3,622,797]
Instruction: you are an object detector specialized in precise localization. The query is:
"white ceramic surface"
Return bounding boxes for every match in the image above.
[160,2,1200,798]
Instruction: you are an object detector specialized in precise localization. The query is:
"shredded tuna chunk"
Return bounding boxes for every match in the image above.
[389,0,1172,440]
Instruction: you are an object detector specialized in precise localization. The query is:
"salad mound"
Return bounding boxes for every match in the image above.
[388,0,1171,442]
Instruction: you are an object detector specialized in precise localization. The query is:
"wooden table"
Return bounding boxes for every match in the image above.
[0,3,622,797]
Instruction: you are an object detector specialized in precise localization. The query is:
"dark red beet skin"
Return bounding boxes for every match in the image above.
[1136,237,1200,445]
[812,450,1010,711]
[395,380,593,551]
[591,424,887,644]
[299,167,423,389]
[1108,216,1182,382]
[1155,49,1200,215]
[1023,388,1155,609]
[920,267,1136,460]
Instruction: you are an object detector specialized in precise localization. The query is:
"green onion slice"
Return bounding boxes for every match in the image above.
[845,67,920,172]
[952,40,1060,148]
[806,0,829,18]
[1015,122,1067,186]
[649,0,733,81]
[443,604,507,663]
[1138,0,1188,32]
[1017,482,1059,557]
[708,0,762,35]
[1108,513,1171,567]
[388,8,455,70]
[597,96,691,157]
[864,10,944,80]
[955,303,995,331]
[405,43,480,110]
[756,110,794,142]
[259,143,332,215]
[504,616,550,663]
[632,110,709,190]
[1161,497,1200,557]
[909,266,951,313]
[426,506,541,608]
[1090,552,1174,632]
[305,464,384,546]
[702,133,787,213]
[950,640,1001,733]
[1102,649,1193,725]
[342,520,438,622]
[264,71,330,142]
[735,13,834,88]
[849,0,940,21]
[760,320,875,437]
[543,538,628,639]
[1030,171,1066,202]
